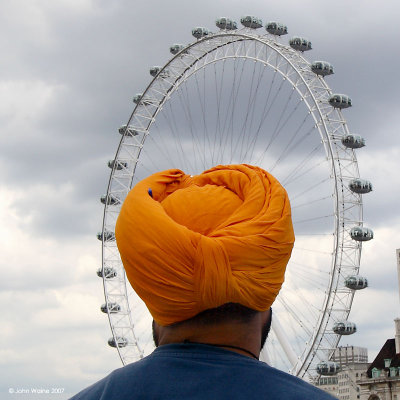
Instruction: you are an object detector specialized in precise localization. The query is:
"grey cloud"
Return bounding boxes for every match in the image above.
[1,0,400,393]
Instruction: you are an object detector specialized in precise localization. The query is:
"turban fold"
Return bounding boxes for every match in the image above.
[115,164,294,326]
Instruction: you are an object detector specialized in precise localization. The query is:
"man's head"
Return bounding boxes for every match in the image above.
[116,165,294,330]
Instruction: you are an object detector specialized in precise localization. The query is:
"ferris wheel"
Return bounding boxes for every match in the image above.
[97,16,373,380]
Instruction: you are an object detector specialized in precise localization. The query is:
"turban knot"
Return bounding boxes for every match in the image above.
[116,164,294,326]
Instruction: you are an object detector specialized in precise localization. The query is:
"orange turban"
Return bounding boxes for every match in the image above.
[115,164,294,326]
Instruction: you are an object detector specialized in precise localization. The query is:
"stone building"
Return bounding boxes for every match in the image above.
[357,319,400,400]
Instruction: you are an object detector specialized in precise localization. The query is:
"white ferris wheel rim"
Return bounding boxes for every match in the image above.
[100,28,364,379]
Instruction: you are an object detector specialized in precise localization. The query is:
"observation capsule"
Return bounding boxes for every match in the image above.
[317,361,341,376]
[118,125,138,137]
[133,93,153,106]
[332,321,357,335]
[341,134,365,149]
[215,17,237,30]
[96,230,115,242]
[350,226,373,242]
[101,302,121,314]
[192,27,210,39]
[344,275,368,290]
[133,93,142,104]
[96,267,117,279]
[108,336,128,348]
[289,37,312,52]
[170,44,185,55]
[108,160,128,170]
[265,22,288,36]
[348,178,372,194]
[329,94,352,109]
[149,66,169,78]
[240,16,263,29]
[311,61,334,76]
[100,194,120,206]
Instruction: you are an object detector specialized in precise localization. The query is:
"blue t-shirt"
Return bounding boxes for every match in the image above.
[71,343,336,399]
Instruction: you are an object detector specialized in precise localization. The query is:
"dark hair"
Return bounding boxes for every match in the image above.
[171,303,259,328]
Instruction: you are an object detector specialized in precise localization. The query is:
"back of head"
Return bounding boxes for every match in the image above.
[172,303,259,328]
[116,164,294,326]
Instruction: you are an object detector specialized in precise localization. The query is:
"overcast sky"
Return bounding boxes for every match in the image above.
[2,0,400,398]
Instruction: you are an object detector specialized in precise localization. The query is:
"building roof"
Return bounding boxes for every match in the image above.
[367,339,400,377]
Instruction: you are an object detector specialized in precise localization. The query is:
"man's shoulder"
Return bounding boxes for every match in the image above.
[250,362,336,399]
[69,359,150,400]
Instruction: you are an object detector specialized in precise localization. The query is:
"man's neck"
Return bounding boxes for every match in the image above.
[154,312,269,359]
[181,340,259,359]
